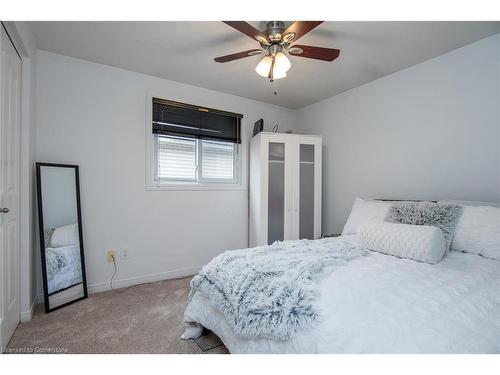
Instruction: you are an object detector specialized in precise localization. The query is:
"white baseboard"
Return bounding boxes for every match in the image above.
[20,295,37,322]
[31,266,201,307]
[87,266,202,294]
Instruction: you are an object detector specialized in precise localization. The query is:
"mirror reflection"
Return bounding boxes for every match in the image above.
[37,163,87,312]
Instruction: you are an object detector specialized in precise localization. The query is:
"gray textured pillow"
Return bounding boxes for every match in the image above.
[44,227,55,248]
[385,201,463,250]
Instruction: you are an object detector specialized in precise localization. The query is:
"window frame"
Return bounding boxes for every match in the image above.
[145,94,244,191]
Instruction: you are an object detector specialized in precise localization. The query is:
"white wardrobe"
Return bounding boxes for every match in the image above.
[249,132,322,247]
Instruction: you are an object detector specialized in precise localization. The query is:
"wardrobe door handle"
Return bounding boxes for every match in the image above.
[0,208,9,213]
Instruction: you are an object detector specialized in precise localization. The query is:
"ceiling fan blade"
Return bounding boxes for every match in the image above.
[214,49,262,63]
[288,45,340,62]
[222,21,270,44]
[282,21,323,43]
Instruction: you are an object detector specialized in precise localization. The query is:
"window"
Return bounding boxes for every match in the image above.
[154,134,237,183]
[201,139,235,180]
[156,135,197,181]
[149,98,242,187]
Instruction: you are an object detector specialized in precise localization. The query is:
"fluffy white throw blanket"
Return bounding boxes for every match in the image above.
[190,238,368,340]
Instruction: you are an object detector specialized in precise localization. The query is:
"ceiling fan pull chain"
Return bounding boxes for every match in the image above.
[270,79,277,96]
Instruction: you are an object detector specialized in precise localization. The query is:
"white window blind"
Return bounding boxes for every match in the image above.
[201,140,234,180]
[156,135,196,180]
[155,135,237,183]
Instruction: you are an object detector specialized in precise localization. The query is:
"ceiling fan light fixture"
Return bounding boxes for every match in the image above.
[255,53,290,80]
[255,55,273,78]
[272,69,287,80]
[274,52,291,73]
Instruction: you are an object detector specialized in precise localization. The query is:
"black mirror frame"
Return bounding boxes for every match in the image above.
[36,162,88,313]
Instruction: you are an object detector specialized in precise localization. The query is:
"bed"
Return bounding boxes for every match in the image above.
[183,200,500,353]
[46,245,82,295]
[45,223,83,295]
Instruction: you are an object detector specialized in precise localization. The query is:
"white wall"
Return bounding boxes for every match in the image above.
[36,51,297,294]
[297,33,500,235]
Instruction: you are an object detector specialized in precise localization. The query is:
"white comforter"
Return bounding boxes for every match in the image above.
[46,245,83,294]
[184,235,500,353]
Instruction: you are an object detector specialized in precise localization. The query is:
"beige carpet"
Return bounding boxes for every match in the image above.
[7,277,228,354]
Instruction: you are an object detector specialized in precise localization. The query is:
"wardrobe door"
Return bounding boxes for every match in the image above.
[297,138,322,240]
[267,140,286,244]
[298,143,315,239]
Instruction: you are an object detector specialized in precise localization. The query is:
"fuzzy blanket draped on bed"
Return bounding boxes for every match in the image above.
[189,238,369,340]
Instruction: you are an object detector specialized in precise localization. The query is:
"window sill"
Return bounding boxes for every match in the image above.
[146,183,247,192]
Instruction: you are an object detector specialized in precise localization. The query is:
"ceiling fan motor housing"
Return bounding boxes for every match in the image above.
[260,21,296,55]
[269,44,282,55]
[267,21,285,42]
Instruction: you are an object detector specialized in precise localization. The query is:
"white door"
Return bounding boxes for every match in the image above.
[0,25,21,350]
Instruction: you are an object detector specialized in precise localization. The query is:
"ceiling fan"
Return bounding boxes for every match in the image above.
[214,21,340,81]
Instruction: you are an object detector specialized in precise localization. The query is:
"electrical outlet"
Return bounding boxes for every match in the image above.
[107,250,116,263]
[119,247,130,261]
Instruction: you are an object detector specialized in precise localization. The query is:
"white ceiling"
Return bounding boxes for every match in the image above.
[29,21,500,109]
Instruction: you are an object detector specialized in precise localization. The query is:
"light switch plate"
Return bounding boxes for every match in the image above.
[119,247,130,260]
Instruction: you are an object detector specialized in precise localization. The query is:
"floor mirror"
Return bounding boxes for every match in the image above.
[36,162,88,313]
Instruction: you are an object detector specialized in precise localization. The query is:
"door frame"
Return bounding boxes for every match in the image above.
[0,21,36,338]
[0,22,23,350]
[2,22,36,322]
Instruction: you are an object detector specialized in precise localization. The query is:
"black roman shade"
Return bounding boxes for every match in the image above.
[152,98,243,144]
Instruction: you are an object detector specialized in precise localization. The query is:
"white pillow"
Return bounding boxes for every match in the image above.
[342,198,393,235]
[451,205,500,261]
[357,222,447,264]
[440,200,500,208]
[50,223,78,248]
